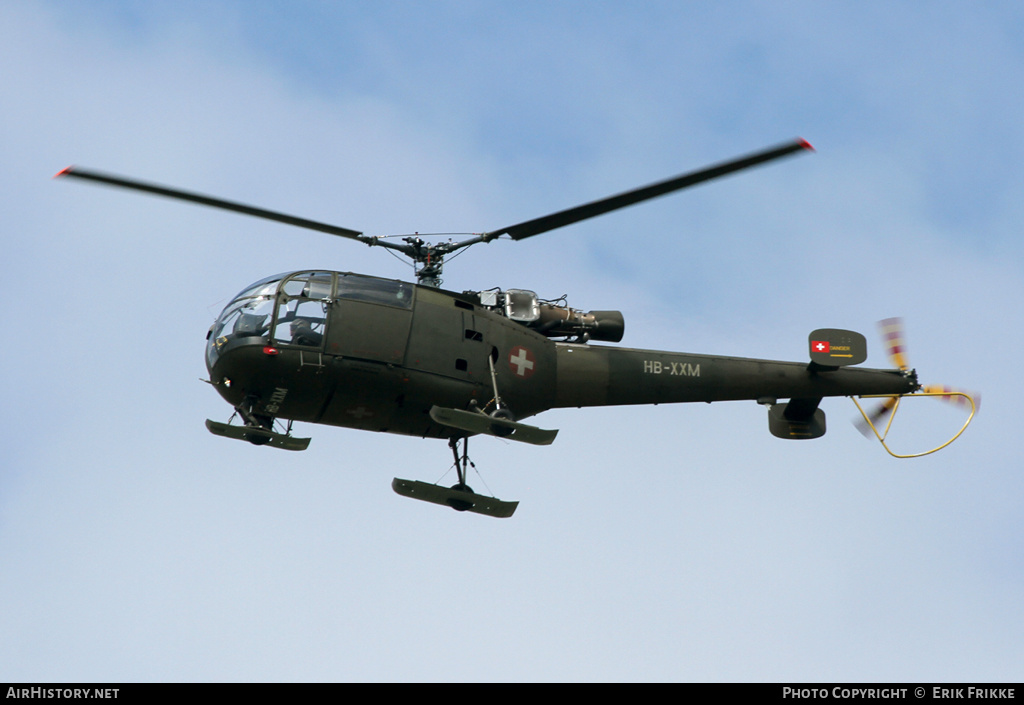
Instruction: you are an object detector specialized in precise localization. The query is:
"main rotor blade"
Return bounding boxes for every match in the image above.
[483,138,814,242]
[55,166,370,243]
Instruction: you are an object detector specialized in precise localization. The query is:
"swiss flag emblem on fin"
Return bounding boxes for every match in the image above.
[811,340,830,353]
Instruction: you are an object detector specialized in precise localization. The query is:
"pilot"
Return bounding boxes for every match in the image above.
[289,318,323,346]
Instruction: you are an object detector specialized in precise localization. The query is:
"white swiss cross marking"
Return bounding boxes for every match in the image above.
[815,342,826,351]
[508,346,536,378]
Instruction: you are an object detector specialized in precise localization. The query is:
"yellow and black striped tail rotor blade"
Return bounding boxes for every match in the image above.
[879,317,909,371]
[921,385,981,412]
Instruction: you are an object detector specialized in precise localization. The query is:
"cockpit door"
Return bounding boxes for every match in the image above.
[271,271,334,349]
[325,274,414,364]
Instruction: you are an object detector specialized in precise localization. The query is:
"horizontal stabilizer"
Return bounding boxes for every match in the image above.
[429,406,558,445]
[392,478,518,518]
[205,419,310,451]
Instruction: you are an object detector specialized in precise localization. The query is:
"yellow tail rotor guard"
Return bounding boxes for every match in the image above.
[851,391,977,459]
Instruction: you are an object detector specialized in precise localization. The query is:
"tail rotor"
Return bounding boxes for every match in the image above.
[853,318,979,455]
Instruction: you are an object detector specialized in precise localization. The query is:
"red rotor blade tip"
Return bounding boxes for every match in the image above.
[797,138,815,152]
[54,166,75,178]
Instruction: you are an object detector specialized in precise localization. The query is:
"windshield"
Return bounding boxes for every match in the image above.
[206,276,283,368]
[206,271,335,368]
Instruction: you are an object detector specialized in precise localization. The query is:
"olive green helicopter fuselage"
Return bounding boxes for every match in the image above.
[205,269,915,442]
[60,137,960,517]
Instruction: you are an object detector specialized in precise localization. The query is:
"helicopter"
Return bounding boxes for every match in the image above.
[56,138,976,517]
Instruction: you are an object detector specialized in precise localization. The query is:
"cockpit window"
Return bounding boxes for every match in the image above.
[232,274,285,301]
[207,289,277,368]
[336,274,413,309]
[273,298,327,346]
[272,272,334,347]
[280,271,333,299]
[224,297,274,337]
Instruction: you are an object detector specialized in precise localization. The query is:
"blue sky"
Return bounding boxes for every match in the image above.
[2,1,1022,682]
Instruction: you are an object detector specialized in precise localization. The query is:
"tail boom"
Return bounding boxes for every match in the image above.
[552,343,917,409]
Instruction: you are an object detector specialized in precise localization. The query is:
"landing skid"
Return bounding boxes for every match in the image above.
[391,479,518,518]
[392,436,519,517]
[205,419,311,451]
[429,405,558,445]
